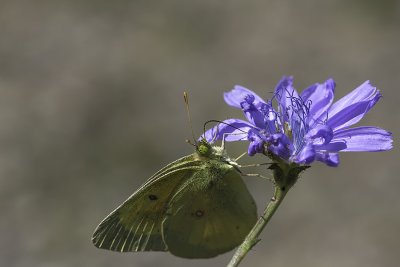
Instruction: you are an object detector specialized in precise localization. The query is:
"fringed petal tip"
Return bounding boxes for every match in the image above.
[331,127,393,152]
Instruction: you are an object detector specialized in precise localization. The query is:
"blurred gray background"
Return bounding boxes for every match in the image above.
[1,1,399,267]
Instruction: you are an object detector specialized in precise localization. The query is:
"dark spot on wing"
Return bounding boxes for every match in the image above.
[192,209,205,218]
[148,194,158,201]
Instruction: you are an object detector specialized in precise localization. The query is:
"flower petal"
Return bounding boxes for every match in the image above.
[240,95,266,129]
[327,94,381,131]
[315,152,340,167]
[327,81,381,130]
[331,126,393,152]
[201,119,254,143]
[266,133,293,160]
[247,129,266,156]
[292,143,315,165]
[224,85,266,109]
[314,141,347,152]
[301,79,335,124]
[306,124,333,145]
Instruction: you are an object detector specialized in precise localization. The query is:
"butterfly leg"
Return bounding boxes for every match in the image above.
[221,132,248,150]
[221,132,227,150]
[239,163,273,168]
[235,152,247,161]
[241,173,274,182]
[210,124,221,143]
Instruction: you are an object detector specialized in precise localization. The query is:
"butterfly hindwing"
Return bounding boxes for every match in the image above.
[92,155,203,252]
[162,161,258,258]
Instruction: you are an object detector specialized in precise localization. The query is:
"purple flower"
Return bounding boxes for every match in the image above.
[203,76,393,167]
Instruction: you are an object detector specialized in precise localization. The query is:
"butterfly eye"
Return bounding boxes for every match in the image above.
[198,144,209,155]
[197,141,212,156]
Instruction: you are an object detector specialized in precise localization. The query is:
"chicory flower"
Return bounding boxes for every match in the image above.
[203,76,392,167]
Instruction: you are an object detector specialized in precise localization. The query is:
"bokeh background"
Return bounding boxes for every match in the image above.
[1,1,399,267]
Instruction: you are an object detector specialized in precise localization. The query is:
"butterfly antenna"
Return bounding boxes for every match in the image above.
[203,120,249,149]
[183,91,197,146]
[203,120,248,137]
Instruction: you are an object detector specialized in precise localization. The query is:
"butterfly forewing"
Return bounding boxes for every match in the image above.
[139,154,198,189]
[92,156,204,252]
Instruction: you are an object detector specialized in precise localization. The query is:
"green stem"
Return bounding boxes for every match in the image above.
[227,186,288,267]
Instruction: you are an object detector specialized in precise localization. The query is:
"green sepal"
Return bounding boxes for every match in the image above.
[268,162,310,191]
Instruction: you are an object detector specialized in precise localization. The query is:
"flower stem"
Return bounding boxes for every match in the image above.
[227,185,288,267]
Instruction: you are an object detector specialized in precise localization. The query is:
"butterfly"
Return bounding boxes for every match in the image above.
[92,138,257,259]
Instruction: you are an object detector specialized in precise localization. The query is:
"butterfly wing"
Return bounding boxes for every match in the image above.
[162,165,257,258]
[92,154,203,252]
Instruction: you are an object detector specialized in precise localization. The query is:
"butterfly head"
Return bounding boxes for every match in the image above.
[196,139,213,157]
[195,138,238,167]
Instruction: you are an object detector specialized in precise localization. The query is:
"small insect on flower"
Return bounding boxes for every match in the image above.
[203,77,393,167]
